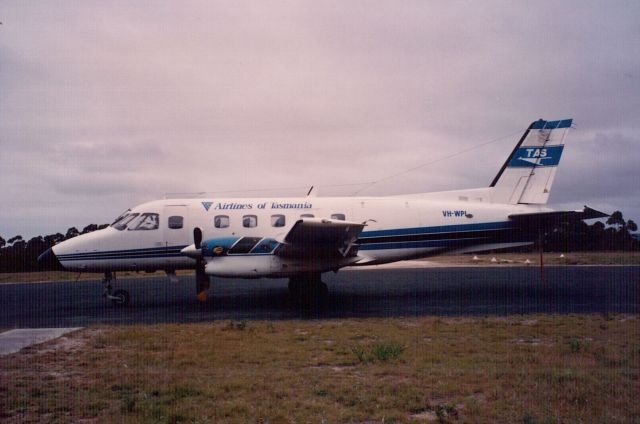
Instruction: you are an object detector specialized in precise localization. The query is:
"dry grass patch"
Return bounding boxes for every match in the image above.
[1,315,638,423]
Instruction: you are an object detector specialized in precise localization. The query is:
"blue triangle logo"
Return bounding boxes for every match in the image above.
[201,201,213,211]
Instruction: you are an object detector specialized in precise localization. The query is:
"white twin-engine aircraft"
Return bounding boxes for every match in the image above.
[39,118,606,306]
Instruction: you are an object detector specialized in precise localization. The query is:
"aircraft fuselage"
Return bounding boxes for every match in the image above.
[51,193,545,277]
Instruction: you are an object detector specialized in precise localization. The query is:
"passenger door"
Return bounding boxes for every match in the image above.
[163,205,189,248]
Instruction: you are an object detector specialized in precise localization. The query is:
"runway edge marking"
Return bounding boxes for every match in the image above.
[0,327,83,355]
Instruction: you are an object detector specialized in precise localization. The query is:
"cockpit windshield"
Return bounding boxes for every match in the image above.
[111,209,131,226]
[127,213,159,231]
[111,213,139,231]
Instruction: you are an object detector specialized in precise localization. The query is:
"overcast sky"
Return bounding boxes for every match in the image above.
[1,1,639,239]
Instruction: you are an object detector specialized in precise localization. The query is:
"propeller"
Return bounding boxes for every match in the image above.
[193,227,210,302]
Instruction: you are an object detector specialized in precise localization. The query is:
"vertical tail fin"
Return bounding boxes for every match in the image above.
[490,118,572,204]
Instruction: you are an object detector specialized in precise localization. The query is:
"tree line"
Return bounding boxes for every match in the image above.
[0,212,637,273]
[0,223,109,273]
[544,211,638,252]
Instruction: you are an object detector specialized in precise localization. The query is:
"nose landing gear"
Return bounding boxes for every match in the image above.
[102,271,131,307]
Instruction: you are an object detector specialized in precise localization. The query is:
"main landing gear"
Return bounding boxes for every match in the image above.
[288,273,329,309]
[102,271,130,307]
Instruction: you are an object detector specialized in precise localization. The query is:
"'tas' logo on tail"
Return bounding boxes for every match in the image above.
[508,146,564,167]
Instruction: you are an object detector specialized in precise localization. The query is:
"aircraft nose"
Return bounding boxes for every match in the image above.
[37,247,64,270]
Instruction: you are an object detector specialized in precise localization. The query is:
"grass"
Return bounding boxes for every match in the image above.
[371,341,406,361]
[0,315,639,423]
[351,340,405,363]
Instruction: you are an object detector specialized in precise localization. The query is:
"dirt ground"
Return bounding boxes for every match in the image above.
[1,315,638,423]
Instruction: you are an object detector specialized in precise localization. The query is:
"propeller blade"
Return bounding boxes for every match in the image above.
[193,227,203,248]
[196,267,210,302]
[192,226,209,301]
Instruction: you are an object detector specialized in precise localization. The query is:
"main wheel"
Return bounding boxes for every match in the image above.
[299,281,329,310]
[318,282,329,300]
[288,278,302,296]
[111,289,130,307]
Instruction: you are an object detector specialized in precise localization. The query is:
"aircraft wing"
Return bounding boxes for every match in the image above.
[276,218,366,258]
[508,206,608,228]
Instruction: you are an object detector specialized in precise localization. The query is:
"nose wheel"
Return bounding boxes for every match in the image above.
[102,271,131,307]
[109,289,130,306]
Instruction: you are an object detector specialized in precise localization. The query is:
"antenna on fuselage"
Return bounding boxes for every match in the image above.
[306,186,317,197]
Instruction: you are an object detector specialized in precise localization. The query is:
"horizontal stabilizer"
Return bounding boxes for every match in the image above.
[508,206,608,228]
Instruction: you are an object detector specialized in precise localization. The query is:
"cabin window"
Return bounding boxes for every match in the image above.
[214,215,229,228]
[111,213,139,231]
[243,215,258,228]
[271,214,285,227]
[228,237,262,254]
[300,214,314,218]
[128,213,159,230]
[331,213,346,221]
[168,216,183,229]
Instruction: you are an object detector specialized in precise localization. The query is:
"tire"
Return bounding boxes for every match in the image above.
[299,281,328,311]
[111,289,130,307]
[318,282,329,301]
[288,278,302,296]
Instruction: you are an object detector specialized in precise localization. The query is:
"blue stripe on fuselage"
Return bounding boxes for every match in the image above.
[58,252,187,261]
[57,245,188,261]
[359,221,515,238]
[358,237,482,251]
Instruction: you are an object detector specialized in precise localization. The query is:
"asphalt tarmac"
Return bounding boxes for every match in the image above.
[0,266,638,327]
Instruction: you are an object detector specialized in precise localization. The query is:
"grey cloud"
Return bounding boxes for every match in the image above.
[554,132,640,205]
[1,1,639,238]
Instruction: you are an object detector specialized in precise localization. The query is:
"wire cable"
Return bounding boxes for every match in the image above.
[352,129,522,195]
[165,128,523,198]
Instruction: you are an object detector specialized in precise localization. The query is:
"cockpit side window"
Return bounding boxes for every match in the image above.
[112,213,139,231]
[128,213,159,230]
